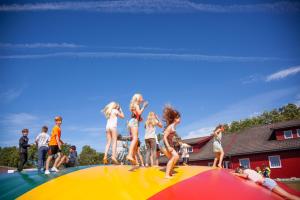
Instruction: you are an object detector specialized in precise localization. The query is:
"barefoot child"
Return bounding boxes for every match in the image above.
[35,126,50,172]
[212,124,225,168]
[144,112,163,167]
[18,129,31,172]
[45,116,64,174]
[160,105,181,179]
[102,102,125,164]
[233,166,300,200]
[126,93,148,164]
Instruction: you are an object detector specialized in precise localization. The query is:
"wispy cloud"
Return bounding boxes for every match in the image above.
[0,51,281,62]
[179,87,299,138]
[184,127,214,139]
[241,74,264,84]
[0,43,84,48]
[0,88,23,103]
[266,66,300,82]
[0,1,299,13]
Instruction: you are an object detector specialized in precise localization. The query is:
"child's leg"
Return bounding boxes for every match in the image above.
[127,127,138,162]
[37,148,42,171]
[170,150,179,175]
[218,150,224,168]
[212,152,219,167]
[272,185,300,200]
[42,147,48,169]
[137,148,144,166]
[104,130,112,159]
[150,139,156,166]
[145,139,151,166]
[53,152,61,168]
[111,128,118,159]
[166,154,176,178]
[57,155,67,168]
[45,155,53,171]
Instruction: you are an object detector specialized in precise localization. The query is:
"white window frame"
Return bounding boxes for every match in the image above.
[297,129,300,137]
[268,155,282,169]
[239,158,251,169]
[283,130,293,139]
[188,147,193,153]
[208,162,213,167]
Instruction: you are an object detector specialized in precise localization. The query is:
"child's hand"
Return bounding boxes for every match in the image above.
[168,147,174,152]
[143,101,149,108]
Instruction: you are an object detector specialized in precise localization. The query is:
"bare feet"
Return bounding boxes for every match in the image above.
[165,175,173,179]
[111,157,120,165]
[217,164,222,168]
[103,157,108,165]
[126,156,137,165]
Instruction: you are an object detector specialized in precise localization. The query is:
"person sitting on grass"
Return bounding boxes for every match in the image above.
[232,166,300,200]
[57,146,78,168]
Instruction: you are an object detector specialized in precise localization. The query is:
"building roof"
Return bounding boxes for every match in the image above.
[192,119,300,161]
[181,136,211,145]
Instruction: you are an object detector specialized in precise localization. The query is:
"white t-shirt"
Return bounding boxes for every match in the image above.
[145,125,157,139]
[106,109,120,130]
[181,143,190,158]
[35,132,50,148]
[244,169,264,183]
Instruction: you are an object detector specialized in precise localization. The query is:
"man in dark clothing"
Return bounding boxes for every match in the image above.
[18,129,31,172]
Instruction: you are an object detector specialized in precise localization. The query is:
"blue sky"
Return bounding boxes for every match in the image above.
[0,0,300,152]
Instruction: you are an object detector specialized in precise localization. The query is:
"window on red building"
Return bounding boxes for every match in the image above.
[297,129,300,137]
[239,158,250,169]
[283,130,293,139]
[188,147,193,153]
[268,155,281,168]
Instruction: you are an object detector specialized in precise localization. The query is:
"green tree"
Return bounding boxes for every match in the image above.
[78,145,102,165]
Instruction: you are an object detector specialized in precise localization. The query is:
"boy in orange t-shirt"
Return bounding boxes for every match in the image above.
[45,116,64,174]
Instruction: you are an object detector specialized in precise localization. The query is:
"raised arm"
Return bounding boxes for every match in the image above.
[134,101,148,116]
[155,115,163,128]
[118,107,125,119]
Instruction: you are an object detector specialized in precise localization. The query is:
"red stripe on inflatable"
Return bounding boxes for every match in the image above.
[148,169,297,200]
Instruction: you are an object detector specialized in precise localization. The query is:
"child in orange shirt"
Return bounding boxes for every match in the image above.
[45,116,64,174]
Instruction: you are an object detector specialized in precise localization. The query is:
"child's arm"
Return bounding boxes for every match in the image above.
[118,107,125,119]
[155,115,163,128]
[232,172,248,179]
[134,102,148,116]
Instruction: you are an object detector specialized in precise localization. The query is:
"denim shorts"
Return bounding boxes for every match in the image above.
[262,178,277,190]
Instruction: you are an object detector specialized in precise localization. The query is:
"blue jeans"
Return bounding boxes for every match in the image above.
[38,146,48,171]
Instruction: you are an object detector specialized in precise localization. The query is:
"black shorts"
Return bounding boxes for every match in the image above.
[48,145,59,155]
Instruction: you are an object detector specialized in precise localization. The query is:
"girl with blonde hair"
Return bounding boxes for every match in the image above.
[126,93,148,164]
[102,101,124,164]
[144,112,162,167]
[212,124,225,168]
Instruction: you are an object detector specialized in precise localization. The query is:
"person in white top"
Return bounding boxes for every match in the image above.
[35,126,50,172]
[233,166,300,200]
[144,112,162,167]
[212,124,225,168]
[102,101,124,165]
[179,142,191,166]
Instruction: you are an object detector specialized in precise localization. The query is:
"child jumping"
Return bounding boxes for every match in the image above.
[102,102,124,165]
[35,126,50,172]
[159,105,181,179]
[233,166,300,200]
[45,116,64,174]
[126,93,148,164]
[144,112,162,167]
[212,124,225,168]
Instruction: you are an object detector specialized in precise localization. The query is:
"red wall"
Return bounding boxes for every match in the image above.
[275,127,300,140]
[190,150,300,179]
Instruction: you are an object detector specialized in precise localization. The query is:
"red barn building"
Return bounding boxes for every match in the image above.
[160,120,300,179]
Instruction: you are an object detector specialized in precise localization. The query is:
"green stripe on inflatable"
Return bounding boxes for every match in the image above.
[0,166,92,200]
